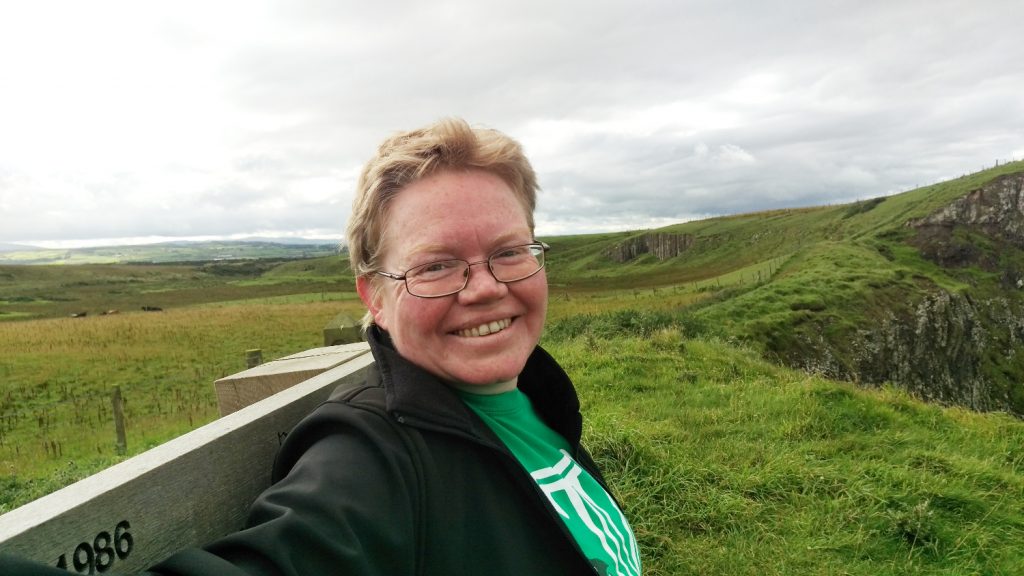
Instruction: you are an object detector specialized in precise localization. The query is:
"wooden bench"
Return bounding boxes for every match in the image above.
[0,342,374,574]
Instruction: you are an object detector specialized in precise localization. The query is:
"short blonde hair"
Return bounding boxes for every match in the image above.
[346,118,540,328]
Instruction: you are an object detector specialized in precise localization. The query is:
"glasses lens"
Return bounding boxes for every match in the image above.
[405,259,468,297]
[400,244,546,298]
[489,244,544,282]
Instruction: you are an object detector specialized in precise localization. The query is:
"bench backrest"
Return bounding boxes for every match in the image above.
[0,343,374,574]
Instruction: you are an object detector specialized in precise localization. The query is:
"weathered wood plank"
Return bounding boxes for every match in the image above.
[215,344,369,416]
[0,343,373,574]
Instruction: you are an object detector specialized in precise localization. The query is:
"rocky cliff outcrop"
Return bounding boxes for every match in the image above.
[789,290,1021,415]
[909,173,1024,241]
[852,291,1009,413]
[908,173,1024,268]
[779,175,1024,416]
[606,233,694,263]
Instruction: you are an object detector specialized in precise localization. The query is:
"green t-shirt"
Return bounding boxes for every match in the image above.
[459,388,641,576]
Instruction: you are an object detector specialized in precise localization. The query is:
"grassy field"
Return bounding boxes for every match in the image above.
[2,292,1022,574]
[0,298,367,506]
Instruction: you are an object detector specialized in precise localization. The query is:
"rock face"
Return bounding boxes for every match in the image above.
[908,173,1024,267]
[606,233,694,262]
[789,291,1021,415]
[910,173,1024,242]
[852,292,1012,413]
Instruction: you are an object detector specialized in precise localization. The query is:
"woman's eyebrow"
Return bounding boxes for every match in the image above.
[402,243,453,262]
[487,230,533,248]
[404,231,532,261]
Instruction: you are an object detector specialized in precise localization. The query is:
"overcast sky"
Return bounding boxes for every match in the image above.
[1,0,1022,248]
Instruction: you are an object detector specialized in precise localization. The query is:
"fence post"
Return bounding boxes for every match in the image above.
[246,349,263,368]
[112,386,127,455]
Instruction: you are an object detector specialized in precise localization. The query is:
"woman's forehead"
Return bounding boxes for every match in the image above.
[378,170,532,260]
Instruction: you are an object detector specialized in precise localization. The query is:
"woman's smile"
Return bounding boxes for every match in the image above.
[454,317,513,338]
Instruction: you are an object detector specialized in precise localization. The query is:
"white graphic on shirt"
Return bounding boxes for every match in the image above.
[531,450,641,576]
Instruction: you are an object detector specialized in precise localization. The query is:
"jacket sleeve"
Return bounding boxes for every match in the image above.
[149,400,421,576]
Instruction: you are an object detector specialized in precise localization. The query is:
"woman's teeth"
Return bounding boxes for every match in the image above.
[457,318,511,338]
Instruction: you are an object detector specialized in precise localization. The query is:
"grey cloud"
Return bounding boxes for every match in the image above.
[2,0,1023,245]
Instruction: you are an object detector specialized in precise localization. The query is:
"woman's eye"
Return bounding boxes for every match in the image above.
[494,246,528,260]
[413,260,461,278]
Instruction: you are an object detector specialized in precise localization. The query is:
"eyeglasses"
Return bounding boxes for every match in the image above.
[375,242,549,298]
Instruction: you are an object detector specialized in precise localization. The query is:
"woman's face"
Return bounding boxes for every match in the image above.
[357,169,548,392]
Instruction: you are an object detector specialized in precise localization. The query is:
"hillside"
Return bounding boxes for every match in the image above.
[545,161,1024,416]
[0,257,355,321]
[0,242,41,253]
[4,161,1024,417]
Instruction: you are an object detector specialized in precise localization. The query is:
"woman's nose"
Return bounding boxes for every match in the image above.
[457,261,506,303]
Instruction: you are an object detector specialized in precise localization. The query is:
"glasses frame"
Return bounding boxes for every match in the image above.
[375,241,550,298]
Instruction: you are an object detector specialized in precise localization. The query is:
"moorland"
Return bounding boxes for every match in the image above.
[2,162,1024,574]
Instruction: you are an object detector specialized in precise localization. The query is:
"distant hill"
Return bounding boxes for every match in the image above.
[0,239,341,265]
[0,242,41,253]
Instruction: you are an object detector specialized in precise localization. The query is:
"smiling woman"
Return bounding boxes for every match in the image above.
[1,118,641,576]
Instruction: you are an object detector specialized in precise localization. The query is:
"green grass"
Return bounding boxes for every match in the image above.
[0,258,353,321]
[546,329,1024,575]
[4,302,1021,574]
[193,291,361,307]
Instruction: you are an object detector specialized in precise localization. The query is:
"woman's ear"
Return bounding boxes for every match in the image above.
[356,275,388,330]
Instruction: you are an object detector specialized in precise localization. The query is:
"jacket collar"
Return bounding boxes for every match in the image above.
[364,325,583,447]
